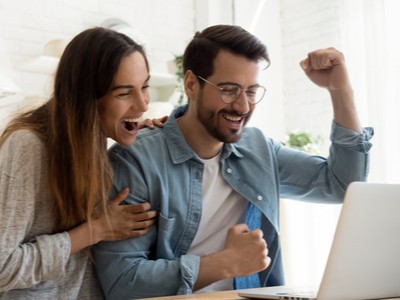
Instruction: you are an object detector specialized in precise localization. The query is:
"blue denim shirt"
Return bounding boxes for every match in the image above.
[93,105,373,300]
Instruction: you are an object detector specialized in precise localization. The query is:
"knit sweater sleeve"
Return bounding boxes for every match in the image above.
[0,130,71,291]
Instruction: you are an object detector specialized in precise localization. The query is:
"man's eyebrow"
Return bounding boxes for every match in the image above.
[218,81,261,88]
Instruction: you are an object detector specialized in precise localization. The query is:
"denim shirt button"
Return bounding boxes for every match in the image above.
[226,168,232,174]
[257,195,263,201]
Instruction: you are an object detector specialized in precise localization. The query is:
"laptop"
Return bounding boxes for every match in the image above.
[239,182,400,300]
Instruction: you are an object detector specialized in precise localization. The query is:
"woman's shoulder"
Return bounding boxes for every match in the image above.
[3,129,43,147]
[1,129,46,163]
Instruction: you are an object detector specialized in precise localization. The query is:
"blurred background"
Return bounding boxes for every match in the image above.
[0,0,398,288]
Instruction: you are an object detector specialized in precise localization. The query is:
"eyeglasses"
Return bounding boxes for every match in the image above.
[197,75,266,104]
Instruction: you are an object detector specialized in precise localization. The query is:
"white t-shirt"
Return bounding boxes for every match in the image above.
[187,152,247,293]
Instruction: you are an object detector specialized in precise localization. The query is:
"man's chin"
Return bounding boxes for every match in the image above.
[224,136,242,143]
[220,130,243,143]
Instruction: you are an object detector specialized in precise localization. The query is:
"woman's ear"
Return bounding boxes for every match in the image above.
[184,70,198,100]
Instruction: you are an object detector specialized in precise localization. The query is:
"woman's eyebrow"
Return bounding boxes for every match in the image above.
[111,75,151,91]
[111,85,133,91]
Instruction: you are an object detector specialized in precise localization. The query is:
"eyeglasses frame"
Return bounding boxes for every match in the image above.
[197,75,266,104]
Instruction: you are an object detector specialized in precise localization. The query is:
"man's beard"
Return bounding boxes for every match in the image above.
[196,97,251,144]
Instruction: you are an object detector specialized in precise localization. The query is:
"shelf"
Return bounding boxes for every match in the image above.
[18,55,59,74]
[0,93,25,108]
[18,56,178,102]
[150,72,176,87]
[19,56,177,86]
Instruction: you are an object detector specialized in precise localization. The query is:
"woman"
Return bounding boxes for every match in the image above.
[0,27,160,298]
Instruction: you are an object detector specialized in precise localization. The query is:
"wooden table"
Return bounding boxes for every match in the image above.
[140,289,400,300]
[139,289,245,300]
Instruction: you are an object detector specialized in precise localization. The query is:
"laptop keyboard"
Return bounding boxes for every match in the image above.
[276,288,317,299]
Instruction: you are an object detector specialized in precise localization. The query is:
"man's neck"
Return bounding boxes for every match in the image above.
[177,114,223,160]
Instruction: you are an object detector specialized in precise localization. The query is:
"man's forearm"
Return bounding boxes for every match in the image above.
[330,88,362,133]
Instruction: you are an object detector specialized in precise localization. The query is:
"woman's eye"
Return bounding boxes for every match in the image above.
[142,85,150,91]
[116,90,131,98]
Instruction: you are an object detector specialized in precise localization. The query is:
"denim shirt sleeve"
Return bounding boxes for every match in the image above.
[94,235,200,299]
[92,143,201,299]
[278,121,373,201]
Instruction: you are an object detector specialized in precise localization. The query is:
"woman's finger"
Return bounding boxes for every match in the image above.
[129,218,157,230]
[130,209,158,221]
[109,188,129,205]
[122,202,152,214]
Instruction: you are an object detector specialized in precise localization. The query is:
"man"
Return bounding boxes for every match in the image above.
[93,25,373,299]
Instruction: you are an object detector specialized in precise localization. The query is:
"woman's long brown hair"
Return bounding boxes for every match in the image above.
[0,27,149,232]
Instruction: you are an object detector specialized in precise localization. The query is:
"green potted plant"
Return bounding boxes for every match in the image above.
[172,54,185,106]
[282,130,323,154]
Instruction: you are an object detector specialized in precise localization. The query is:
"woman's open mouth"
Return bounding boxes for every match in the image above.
[122,118,140,132]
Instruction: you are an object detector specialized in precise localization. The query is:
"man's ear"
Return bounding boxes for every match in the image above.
[184,70,198,100]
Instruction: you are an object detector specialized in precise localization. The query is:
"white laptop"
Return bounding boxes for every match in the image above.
[239,182,400,300]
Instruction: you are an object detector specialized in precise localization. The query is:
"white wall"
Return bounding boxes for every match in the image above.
[281,0,342,150]
[0,0,195,113]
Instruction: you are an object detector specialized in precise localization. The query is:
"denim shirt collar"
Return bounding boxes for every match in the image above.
[164,104,243,164]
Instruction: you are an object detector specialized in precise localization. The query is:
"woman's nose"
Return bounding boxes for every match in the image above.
[132,91,149,112]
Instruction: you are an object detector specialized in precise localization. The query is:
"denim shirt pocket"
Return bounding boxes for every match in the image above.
[156,212,177,259]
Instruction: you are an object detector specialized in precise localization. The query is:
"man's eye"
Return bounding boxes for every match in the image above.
[246,90,257,96]
[221,86,239,95]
